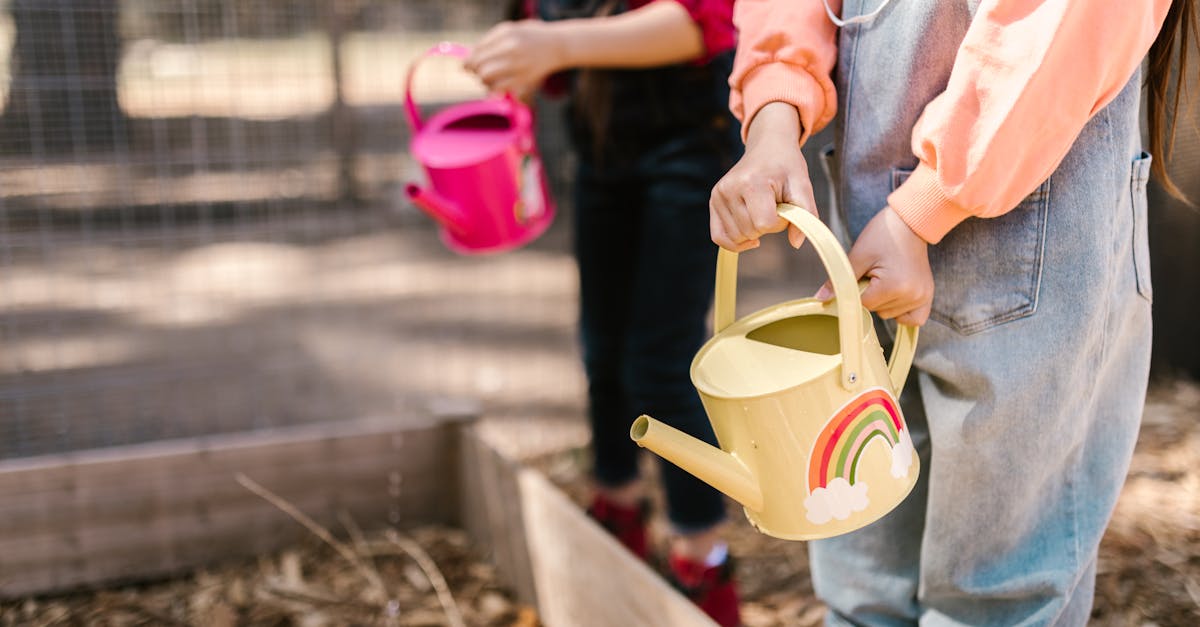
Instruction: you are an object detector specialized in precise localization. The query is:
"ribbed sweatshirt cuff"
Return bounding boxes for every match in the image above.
[738,63,826,146]
[887,164,975,244]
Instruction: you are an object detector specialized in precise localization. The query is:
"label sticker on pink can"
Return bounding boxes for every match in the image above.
[514,155,545,223]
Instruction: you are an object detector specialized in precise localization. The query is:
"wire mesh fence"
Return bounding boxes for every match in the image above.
[4,1,1191,464]
[0,0,589,460]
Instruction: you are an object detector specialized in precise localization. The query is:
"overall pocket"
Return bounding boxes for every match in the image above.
[892,168,1050,335]
[1130,152,1153,303]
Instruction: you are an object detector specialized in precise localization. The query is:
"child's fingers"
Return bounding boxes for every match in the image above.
[787,224,806,249]
[874,303,910,321]
[782,170,817,248]
[713,211,761,252]
[465,58,505,87]
[709,205,735,249]
[817,271,931,326]
[727,193,767,244]
[743,184,785,240]
[709,197,744,246]
[864,282,931,325]
[705,210,734,248]
[860,278,916,316]
[711,171,786,245]
[711,204,751,251]
[709,187,761,248]
[813,280,833,302]
[893,303,931,327]
[464,38,504,72]
[783,202,814,249]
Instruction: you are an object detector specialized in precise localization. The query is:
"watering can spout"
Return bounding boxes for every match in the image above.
[405,183,469,234]
[631,415,763,512]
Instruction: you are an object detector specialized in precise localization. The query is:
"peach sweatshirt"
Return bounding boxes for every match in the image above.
[729,0,1173,243]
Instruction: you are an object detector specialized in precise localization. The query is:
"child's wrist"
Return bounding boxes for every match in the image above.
[745,101,803,150]
[550,19,585,70]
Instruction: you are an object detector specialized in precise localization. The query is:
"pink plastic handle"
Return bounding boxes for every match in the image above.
[403,41,531,136]
[404,42,473,133]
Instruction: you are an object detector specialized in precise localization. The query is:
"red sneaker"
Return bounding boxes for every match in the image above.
[586,493,650,560]
[666,551,741,627]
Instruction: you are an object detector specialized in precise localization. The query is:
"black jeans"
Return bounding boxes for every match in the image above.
[574,113,741,532]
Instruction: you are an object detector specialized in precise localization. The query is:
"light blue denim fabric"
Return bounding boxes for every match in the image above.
[811,1,1153,625]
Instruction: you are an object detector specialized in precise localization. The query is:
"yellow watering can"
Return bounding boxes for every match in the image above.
[631,204,919,540]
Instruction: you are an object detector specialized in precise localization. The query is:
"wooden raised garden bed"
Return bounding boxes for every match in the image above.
[0,404,715,626]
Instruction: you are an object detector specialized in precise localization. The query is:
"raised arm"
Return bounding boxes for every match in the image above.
[709,0,839,252]
[466,1,724,100]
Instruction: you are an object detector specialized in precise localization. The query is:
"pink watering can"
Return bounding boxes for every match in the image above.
[404,42,556,255]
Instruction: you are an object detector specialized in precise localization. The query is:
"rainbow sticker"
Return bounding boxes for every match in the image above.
[803,387,914,524]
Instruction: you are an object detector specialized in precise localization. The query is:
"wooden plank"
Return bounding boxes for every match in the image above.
[4,401,716,625]
[0,429,445,526]
[517,469,717,627]
[0,482,439,568]
[457,423,539,607]
[0,416,463,598]
[0,448,443,535]
[0,415,426,477]
[458,427,716,627]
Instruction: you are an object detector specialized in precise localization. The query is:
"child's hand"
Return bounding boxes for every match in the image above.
[816,207,933,326]
[709,102,818,252]
[465,20,564,102]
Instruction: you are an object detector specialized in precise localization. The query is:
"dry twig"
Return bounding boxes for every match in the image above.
[259,581,377,612]
[88,596,190,627]
[339,510,372,556]
[384,528,467,627]
[234,473,388,603]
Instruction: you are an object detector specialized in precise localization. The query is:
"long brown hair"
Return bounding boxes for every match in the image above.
[1147,0,1199,200]
[572,0,621,163]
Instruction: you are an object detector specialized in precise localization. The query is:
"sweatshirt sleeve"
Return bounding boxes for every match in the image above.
[727,0,839,145]
[888,0,1172,244]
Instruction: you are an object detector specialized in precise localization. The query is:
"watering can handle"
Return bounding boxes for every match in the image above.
[714,203,918,393]
[888,315,919,395]
[404,42,472,133]
[403,42,531,136]
[852,281,920,394]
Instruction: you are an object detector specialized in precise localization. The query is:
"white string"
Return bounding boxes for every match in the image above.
[822,0,897,27]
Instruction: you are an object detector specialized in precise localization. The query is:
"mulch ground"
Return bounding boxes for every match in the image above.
[2,379,1195,627]
[540,377,1200,627]
[0,526,536,627]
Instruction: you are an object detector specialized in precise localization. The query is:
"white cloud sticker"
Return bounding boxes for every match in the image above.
[890,429,915,479]
[804,477,869,524]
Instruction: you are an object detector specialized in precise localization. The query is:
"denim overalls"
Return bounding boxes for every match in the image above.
[537,0,743,531]
[814,2,1153,625]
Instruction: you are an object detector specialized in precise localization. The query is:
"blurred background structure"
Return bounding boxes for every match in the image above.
[0,0,829,464]
[1,0,1194,464]
[0,0,587,460]
[1147,51,1200,382]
